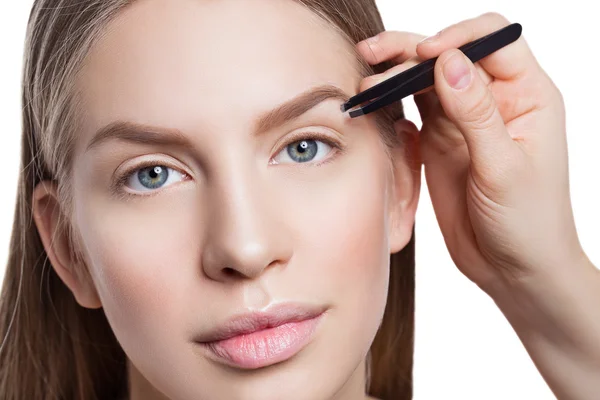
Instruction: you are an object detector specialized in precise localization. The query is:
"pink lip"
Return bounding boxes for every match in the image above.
[194,303,327,369]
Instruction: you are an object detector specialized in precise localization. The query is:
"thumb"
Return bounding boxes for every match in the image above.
[434,49,515,168]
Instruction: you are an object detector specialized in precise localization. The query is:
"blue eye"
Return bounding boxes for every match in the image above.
[125,165,186,192]
[287,140,318,162]
[139,165,168,188]
[273,138,334,164]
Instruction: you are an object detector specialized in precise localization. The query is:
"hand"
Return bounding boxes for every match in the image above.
[356,12,587,296]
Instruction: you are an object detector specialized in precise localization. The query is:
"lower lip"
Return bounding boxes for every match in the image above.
[198,313,325,369]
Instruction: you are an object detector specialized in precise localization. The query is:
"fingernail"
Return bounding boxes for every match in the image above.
[365,34,380,48]
[443,51,471,90]
[419,30,442,44]
[372,74,387,84]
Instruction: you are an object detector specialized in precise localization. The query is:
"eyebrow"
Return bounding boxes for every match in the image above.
[85,84,352,153]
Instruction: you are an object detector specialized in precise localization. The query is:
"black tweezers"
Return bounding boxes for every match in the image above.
[340,22,523,118]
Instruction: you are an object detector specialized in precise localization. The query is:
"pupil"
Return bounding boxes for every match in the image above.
[287,139,318,163]
[150,166,162,178]
[139,165,168,189]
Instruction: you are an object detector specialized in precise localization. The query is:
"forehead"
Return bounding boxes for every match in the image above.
[75,0,360,137]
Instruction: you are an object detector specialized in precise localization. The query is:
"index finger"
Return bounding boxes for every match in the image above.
[356,31,427,65]
[416,12,541,80]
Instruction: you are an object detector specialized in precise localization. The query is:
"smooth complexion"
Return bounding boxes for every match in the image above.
[32,0,420,399]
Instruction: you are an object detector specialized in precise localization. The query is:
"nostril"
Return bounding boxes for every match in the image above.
[223,267,237,277]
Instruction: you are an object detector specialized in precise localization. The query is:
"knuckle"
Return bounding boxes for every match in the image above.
[555,86,565,105]
[538,71,565,109]
[422,115,468,157]
[375,30,391,42]
[376,30,404,43]
[381,30,427,49]
[461,91,497,128]
[481,11,509,24]
[554,87,566,113]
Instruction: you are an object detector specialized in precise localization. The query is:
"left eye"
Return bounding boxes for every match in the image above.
[125,165,186,192]
[272,139,333,164]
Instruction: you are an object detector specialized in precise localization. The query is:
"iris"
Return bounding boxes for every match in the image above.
[287,140,318,163]
[138,165,168,189]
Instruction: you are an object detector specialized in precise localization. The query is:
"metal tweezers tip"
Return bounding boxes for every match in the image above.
[349,108,364,118]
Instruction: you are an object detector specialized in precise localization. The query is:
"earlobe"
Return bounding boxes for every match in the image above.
[32,181,102,309]
[388,118,422,253]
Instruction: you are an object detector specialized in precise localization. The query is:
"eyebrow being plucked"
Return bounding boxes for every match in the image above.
[85,84,352,153]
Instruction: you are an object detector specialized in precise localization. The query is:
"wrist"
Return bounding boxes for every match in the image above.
[489,251,600,356]
[484,241,590,304]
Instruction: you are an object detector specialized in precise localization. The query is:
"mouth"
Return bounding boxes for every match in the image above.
[194,303,328,369]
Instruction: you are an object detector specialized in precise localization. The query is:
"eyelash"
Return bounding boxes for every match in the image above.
[111,131,346,200]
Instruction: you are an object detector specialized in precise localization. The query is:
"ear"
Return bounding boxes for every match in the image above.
[32,181,102,309]
[388,118,422,254]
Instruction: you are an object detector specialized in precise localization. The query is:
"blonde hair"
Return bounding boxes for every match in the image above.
[0,1,415,399]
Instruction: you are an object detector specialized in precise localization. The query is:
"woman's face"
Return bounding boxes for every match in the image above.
[46,0,418,399]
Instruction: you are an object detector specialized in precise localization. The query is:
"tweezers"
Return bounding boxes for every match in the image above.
[340,22,523,118]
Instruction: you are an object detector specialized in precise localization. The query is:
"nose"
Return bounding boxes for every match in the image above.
[201,168,293,282]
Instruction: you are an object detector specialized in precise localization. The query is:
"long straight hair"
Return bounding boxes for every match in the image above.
[0,1,415,399]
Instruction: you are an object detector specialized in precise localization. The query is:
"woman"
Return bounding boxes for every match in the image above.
[1,0,598,399]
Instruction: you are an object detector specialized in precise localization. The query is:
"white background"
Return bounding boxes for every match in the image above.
[1,1,598,399]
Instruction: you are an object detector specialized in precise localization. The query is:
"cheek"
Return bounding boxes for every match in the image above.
[73,189,203,350]
[281,138,392,341]
[302,163,390,293]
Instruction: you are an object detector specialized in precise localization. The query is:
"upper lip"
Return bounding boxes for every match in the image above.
[194,302,327,343]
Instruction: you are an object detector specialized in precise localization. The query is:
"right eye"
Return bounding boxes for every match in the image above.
[124,164,187,192]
